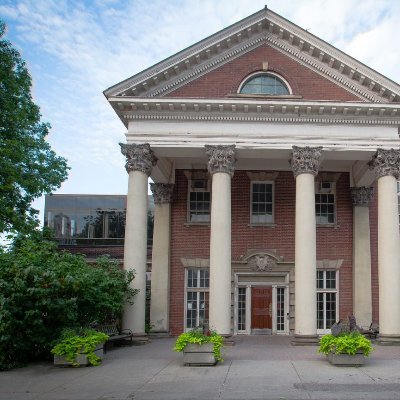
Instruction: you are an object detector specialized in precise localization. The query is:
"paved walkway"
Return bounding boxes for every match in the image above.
[2,336,400,400]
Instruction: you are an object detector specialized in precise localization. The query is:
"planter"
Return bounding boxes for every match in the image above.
[54,345,104,367]
[327,352,365,366]
[183,343,217,366]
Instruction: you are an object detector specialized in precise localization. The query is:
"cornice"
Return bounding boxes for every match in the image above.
[104,8,400,104]
[110,97,400,126]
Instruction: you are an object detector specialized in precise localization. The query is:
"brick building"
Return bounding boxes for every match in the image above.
[104,7,400,343]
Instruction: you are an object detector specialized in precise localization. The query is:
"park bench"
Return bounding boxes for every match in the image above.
[94,324,133,352]
[331,315,379,339]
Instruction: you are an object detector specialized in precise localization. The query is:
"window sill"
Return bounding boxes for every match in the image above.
[317,223,339,228]
[227,94,302,100]
[248,223,276,228]
[184,222,211,227]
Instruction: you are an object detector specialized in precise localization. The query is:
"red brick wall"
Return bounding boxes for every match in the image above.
[168,44,361,102]
[169,170,354,334]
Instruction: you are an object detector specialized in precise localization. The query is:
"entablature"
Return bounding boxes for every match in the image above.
[110,97,400,127]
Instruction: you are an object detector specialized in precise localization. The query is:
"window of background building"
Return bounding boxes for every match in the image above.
[185,269,209,330]
[44,195,144,245]
[187,174,211,223]
[315,182,336,224]
[240,73,290,95]
[317,270,338,332]
[251,181,274,224]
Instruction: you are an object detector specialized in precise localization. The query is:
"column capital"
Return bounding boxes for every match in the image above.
[150,183,174,204]
[205,145,236,176]
[350,186,374,207]
[368,148,400,180]
[120,143,157,175]
[291,146,322,177]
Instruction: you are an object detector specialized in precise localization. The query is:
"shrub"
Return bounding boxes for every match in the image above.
[318,332,373,356]
[0,232,137,370]
[173,328,224,362]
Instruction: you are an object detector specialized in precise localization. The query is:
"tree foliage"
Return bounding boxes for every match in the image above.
[0,20,69,234]
[0,231,137,370]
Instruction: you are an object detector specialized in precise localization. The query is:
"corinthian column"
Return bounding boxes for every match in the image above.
[205,145,236,335]
[291,146,322,344]
[369,148,400,343]
[350,187,374,327]
[120,143,157,335]
[149,183,174,334]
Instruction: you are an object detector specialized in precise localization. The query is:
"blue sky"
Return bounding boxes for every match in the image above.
[1,0,400,223]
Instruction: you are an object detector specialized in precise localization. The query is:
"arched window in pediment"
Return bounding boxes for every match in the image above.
[239,72,291,96]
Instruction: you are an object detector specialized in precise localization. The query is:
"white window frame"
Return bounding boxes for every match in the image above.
[250,181,275,225]
[316,269,339,334]
[315,181,336,225]
[187,175,211,224]
[184,268,210,331]
[237,71,293,95]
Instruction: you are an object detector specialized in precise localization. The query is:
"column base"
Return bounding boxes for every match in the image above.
[291,334,319,346]
[148,331,171,339]
[132,334,150,345]
[222,336,235,346]
[376,335,400,346]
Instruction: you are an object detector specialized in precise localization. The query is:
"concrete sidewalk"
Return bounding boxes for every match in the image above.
[2,336,400,400]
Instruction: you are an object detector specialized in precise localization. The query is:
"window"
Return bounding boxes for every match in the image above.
[185,269,209,329]
[187,174,211,223]
[251,182,274,224]
[317,270,338,332]
[240,73,290,95]
[237,287,247,331]
[276,287,285,332]
[315,182,336,224]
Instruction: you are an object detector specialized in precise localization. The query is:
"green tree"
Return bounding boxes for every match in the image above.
[0,231,137,370]
[0,20,69,234]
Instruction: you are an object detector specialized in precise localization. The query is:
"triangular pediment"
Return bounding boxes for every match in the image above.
[104,7,400,103]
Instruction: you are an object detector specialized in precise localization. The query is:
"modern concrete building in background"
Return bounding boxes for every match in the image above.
[102,7,400,343]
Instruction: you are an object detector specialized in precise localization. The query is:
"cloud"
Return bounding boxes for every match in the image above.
[1,0,399,206]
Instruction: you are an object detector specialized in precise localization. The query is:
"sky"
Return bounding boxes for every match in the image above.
[1,0,400,224]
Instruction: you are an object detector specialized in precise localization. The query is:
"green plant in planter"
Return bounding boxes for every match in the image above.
[318,332,373,356]
[173,328,224,362]
[51,328,109,367]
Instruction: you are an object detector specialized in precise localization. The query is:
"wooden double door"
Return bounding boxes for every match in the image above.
[251,286,273,329]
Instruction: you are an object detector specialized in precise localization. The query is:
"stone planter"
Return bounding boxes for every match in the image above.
[327,352,365,366]
[183,343,217,366]
[54,345,104,367]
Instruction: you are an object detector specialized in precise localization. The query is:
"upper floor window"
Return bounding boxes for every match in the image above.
[239,73,290,96]
[251,181,274,224]
[186,171,211,223]
[315,181,336,225]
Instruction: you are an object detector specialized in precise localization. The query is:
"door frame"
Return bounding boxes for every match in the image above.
[233,272,290,335]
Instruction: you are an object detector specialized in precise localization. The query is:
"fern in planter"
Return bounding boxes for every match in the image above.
[318,332,373,356]
[173,328,224,362]
[51,328,109,367]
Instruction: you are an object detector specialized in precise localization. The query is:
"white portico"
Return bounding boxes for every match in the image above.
[106,7,400,339]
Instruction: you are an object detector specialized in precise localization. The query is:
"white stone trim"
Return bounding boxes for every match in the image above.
[316,259,344,269]
[110,97,400,127]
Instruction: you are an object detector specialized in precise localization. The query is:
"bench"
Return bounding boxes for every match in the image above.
[361,323,379,339]
[94,324,133,352]
[331,316,379,340]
